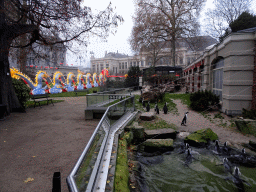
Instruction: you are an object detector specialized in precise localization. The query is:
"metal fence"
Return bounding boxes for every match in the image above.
[66,95,135,192]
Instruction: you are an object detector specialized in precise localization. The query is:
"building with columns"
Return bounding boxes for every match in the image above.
[90,51,146,75]
[90,36,217,76]
[183,27,256,115]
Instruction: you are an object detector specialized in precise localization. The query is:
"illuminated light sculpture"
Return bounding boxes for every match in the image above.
[49,71,66,94]
[86,73,92,89]
[77,73,84,90]
[93,73,99,87]
[66,72,75,92]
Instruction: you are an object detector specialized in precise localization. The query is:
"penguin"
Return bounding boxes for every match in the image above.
[163,102,168,114]
[155,103,159,114]
[146,101,150,112]
[223,158,232,174]
[222,141,231,155]
[185,148,193,165]
[232,166,248,192]
[178,143,189,154]
[215,140,221,154]
[142,98,146,108]
[181,112,189,126]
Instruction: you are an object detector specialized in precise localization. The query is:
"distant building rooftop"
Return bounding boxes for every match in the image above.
[237,27,256,33]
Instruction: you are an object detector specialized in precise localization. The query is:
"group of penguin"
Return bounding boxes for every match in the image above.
[179,140,256,191]
[142,98,168,114]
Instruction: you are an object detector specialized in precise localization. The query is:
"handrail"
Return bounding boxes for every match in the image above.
[67,95,135,192]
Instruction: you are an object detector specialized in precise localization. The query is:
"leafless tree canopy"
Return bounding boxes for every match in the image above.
[0,0,123,115]
[130,0,205,66]
[203,0,252,39]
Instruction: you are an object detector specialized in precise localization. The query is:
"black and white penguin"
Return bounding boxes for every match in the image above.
[155,103,159,114]
[223,141,230,155]
[181,112,189,126]
[179,143,189,154]
[232,167,246,192]
[185,148,193,165]
[215,140,221,154]
[223,157,232,174]
[163,102,168,114]
[146,101,150,112]
[142,98,146,108]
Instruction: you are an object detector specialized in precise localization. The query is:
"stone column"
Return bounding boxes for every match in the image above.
[197,66,201,91]
[252,40,256,109]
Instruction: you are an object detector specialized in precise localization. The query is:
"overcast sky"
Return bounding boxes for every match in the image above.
[66,0,255,67]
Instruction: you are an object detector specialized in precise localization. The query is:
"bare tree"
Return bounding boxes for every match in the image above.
[131,0,205,67]
[0,0,123,115]
[203,0,252,39]
[130,6,169,67]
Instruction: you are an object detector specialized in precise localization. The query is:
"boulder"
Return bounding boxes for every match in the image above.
[176,131,190,139]
[142,139,174,152]
[184,128,218,147]
[235,119,256,135]
[140,112,155,121]
[145,128,177,139]
[249,140,256,150]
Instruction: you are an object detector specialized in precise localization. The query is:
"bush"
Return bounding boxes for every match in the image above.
[12,78,31,109]
[242,108,256,120]
[190,90,219,111]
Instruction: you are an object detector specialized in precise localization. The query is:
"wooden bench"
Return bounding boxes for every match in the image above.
[74,89,89,96]
[31,94,54,108]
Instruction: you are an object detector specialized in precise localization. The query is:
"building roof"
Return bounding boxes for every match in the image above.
[237,27,256,33]
[104,52,129,58]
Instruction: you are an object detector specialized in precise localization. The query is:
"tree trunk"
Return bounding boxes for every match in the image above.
[171,38,176,67]
[0,36,22,116]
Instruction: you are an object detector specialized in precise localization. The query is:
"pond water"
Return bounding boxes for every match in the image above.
[136,141,256,192]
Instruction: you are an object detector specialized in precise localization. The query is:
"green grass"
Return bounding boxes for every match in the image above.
[139,117,177,130]
[166,93,191,107]
[26,100,64,108]
[49,87,100,97]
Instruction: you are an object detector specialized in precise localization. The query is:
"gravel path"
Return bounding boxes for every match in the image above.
[159,99,256,152]
[0,96,99,192]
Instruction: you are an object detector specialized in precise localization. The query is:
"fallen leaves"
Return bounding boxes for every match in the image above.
[24,177,34,183]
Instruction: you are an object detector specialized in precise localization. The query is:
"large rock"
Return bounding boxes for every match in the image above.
[177,131,190,139]
[184,128,218,147]
[140,112,155,121]
[145,128,177,139]
[235,119,256,135]
[142,139,174,152]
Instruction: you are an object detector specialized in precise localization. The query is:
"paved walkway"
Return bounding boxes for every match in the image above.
[0,96,99,192]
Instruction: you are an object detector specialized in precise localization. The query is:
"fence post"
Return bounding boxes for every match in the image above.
[52,172,61,192]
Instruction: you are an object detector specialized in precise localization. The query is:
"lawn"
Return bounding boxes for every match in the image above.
[26,99,64,108]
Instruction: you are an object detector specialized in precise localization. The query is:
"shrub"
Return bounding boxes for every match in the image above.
[242,108,256,120]
[12,78,31,109]
[190,90,219,111]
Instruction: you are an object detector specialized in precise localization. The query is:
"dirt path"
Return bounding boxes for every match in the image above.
[0,96,99,192]
[159,99,256,153]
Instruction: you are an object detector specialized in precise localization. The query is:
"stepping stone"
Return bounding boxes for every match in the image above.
[143,139,174,152]
[140,112,155,121]
[145,128,177,139]
[177,131,190,139]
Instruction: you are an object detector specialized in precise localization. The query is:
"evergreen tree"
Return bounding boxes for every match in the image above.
[230,12,256,32]
[124,66,142,88]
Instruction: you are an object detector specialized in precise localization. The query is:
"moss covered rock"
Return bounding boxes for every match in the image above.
[235,120,256,136]
[143,139,174,152]
[184,128,218,147]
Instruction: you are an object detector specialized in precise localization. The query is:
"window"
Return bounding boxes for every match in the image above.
[125,62,127,69]
[141,61,144,66]
[212,58,224,100]
[119,63,121,69]
[122,63,124,69]
[106,64,109,69]
[100,64,103,71]
[133,61,136,66]
[130,62,132,67]
[180,57,183,65]
[92,65,95,72]
[187,57,190,65]
[137,61,140,66]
